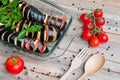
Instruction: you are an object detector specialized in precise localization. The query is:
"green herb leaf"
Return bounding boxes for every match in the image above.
[28,25,43,32]
[12,7,23,22]
[11,25,17,30]
[7,0,18,9]
[5,19,12,28]
[1,0,8,5]
[24,24,29,29]
[18,30,27,39]
[0,7,8,16]
[1,15,8,22]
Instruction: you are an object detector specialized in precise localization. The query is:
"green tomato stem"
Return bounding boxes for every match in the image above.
[11,58,17,63]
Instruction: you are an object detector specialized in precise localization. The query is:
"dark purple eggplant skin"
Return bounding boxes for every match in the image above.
[0,2,2,6]
[16,19,61,42]
[18,1,67,31]
[0,25,49,54]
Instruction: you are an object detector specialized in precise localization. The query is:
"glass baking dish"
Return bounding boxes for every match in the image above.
[0,0,73,60]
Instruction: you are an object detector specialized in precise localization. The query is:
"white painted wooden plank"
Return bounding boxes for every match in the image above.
[0,0,120,80]
[50,0,120,15]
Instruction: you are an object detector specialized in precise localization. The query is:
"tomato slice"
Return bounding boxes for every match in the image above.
[40,45,47,54]
[16,20,22,32]
[33,40,40,51]
[54,16,58,26]
[60,16,66,30]
[22,3,29,15]
[44,25,49,42]
[47,16,53,24]
[25,39,32,50]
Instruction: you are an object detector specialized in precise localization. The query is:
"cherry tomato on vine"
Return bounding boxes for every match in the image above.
[83,21,93,30]
[82,29,93,40]
[98,33,108,43]
[95,17,105,27]
[80,13,91,23]
[90,37,100,47]
[94,9,103,18]
[5,56,24,74]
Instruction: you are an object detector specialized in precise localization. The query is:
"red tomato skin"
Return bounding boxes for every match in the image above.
[95,17,105,27]
[90,37,100,48]
[98,33,108,43]
[80,13,90,23]
[82,29,93,41]
[94,9,103,18]
[5,56,24,74]
[83,21,93,30]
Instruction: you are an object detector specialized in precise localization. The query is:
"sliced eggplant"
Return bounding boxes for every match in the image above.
[0,28,8,38]
[44,25,60,42]
[0,26,49,54]
[16,19,26,32]
[16,19,60,42]
[18,1,67,31]
[0,2,2,6]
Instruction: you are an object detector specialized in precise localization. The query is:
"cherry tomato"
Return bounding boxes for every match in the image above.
[95,17,105,27]
[99,27,103,31]
[98,33,108,43]
[94,9,103,18]
[82,29,93,40]
[83,21,93,30]
[5,56,24,74]
[80,13,91,23]
[90,37,100,47]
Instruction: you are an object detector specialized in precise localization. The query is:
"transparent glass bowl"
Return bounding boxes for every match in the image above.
[1,0,73,60]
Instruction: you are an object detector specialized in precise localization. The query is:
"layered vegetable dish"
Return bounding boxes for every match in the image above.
[0,0,67,55]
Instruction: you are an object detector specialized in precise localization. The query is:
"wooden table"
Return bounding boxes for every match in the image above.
[0,0,120,80]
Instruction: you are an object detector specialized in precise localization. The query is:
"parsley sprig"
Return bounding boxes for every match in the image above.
[0,0,43,39]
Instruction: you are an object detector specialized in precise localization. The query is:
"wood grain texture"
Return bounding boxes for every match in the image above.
[0,0,120,80]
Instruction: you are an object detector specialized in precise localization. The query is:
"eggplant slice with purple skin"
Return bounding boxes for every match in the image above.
[0,25,49,54]
[16,19,61,42]
[0,2,2,6]
[18,1,67,31]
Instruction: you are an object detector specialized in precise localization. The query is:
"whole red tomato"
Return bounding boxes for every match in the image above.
[83,21,93,30]
[95,17,105,27]
[82,29,93,40]
[90,37,100,47]
[80,13,91,23]
[94,9,103,18]
[5,56,24,74]
[98,33,108,43]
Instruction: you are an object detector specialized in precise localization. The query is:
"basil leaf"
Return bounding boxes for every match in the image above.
[1,0,8,5]
[7,0,17,8]
[28,25,43,32]
[11,25,17,30]
[0,7,8,16]
[24,24,29,29]
[18,30,26,39]
[5,19,12,28]
[11,7,22,22]
[1,16,8,23]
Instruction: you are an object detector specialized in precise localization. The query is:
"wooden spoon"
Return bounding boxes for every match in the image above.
[78,54,105,80]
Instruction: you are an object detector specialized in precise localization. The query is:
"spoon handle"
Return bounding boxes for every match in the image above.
[78,73,87,80]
